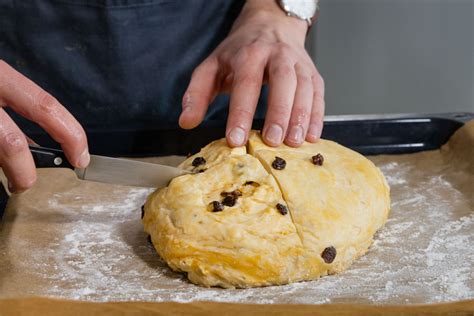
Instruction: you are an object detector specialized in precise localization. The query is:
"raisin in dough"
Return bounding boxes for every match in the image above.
[143,132,390,288]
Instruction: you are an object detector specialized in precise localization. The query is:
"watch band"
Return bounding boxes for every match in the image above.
[277,0,319,27]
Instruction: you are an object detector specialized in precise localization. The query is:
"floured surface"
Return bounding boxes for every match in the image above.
[0,122,473,304]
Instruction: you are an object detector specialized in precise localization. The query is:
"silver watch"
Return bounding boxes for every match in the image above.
[277,0,319,26]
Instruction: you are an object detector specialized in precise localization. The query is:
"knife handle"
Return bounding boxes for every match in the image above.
[29,145,74,169]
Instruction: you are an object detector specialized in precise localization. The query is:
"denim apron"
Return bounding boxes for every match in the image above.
[0,0,267,135]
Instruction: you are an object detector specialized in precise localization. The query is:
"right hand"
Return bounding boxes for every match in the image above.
[0,60,89,193]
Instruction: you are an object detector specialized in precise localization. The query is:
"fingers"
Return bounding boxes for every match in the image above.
[181,43,324,147]
[226,46,267,147]
[284,63,313,147]
[306,71,325,142]
[262,56,297,147]
[179,58,219,129]
[0,60,89,168]
[0,108,36,193]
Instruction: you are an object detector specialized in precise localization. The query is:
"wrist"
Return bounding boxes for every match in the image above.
[236,0,308,44]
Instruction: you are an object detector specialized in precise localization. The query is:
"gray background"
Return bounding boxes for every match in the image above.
[306,0,473,115]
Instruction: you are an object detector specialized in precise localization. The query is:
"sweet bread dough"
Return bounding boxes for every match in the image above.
[143,132,390,288]
[248,131,391,275]
[143,141,307,287]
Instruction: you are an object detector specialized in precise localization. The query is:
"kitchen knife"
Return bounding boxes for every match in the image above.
[29,145,190,188]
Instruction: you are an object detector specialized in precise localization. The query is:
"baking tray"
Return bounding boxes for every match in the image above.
[0,112,473,315]
[20,112,474,157]
[0,112,472,221]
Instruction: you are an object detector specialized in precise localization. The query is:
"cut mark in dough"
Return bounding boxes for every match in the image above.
[246,142,305,247]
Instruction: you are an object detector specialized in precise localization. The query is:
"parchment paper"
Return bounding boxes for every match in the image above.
[0,121,473,305]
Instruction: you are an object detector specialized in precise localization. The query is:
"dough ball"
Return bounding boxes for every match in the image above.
[143,133,390,288]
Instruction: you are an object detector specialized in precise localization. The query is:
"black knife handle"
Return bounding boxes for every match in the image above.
[29,145,74,169]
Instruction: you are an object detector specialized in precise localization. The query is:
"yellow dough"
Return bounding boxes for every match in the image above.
[143,132,390,288]
[178,138,246,172]
[248,131,391,274]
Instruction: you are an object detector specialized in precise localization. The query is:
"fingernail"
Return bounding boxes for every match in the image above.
[78,149,90,168]
[264,124,283,145]
[228,127,246,146]
[288,125,304,144]
[308,123,322,140]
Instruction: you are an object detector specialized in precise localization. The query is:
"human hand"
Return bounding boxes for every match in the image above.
[0,60,89,193]
[179,0,324,147]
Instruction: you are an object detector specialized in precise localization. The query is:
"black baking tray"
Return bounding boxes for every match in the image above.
[0,112,472,219]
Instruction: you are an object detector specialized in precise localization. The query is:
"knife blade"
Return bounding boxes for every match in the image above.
[29,145,190,188]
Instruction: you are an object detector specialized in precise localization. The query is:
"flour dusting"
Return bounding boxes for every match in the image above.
[0,149,473,305]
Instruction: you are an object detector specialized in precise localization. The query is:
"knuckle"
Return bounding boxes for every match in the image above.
[270,103,292,119]
[217,50,232,65]
[69,126,87,147]
[297,73,312,86]
[235,73,260,87]
[231,106,254,120]
[239,46,254,60]
[313,73,325,89]
[193,58,217,77]
[274,43,293,59]
[35,91,60,115]
[57,121,87,150]
[238,46,255,60]
[291,108,310,124]
[271,64,293,78]
[233,44,266,68]
[1,133,27,156]
[246,42,267,59]
[313,85,325,102]
[185,89,213,102]
[232,49,249,67]
[318,76,325,89]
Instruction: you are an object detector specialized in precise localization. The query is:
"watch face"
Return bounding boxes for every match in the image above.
[280,0,317,20]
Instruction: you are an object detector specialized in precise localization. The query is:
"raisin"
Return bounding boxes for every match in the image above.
[244,181,260,187]
[221,189,242,197]
[272,156,286,170]
[192,157,206,167]
[141,205,145,219]
[276,203,288,215]
[210,201,224,212]
[321,246,337,264]
[147,235,152,244]
[312,153,324,166]
[198,168,206,173]
[222,195,237,207]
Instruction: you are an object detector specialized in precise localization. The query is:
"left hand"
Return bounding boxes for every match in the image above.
[179,0,325,148]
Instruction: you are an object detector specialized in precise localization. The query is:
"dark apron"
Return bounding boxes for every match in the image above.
[0,0,267,135]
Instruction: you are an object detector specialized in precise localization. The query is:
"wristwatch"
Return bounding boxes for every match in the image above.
[277,0,319,26]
